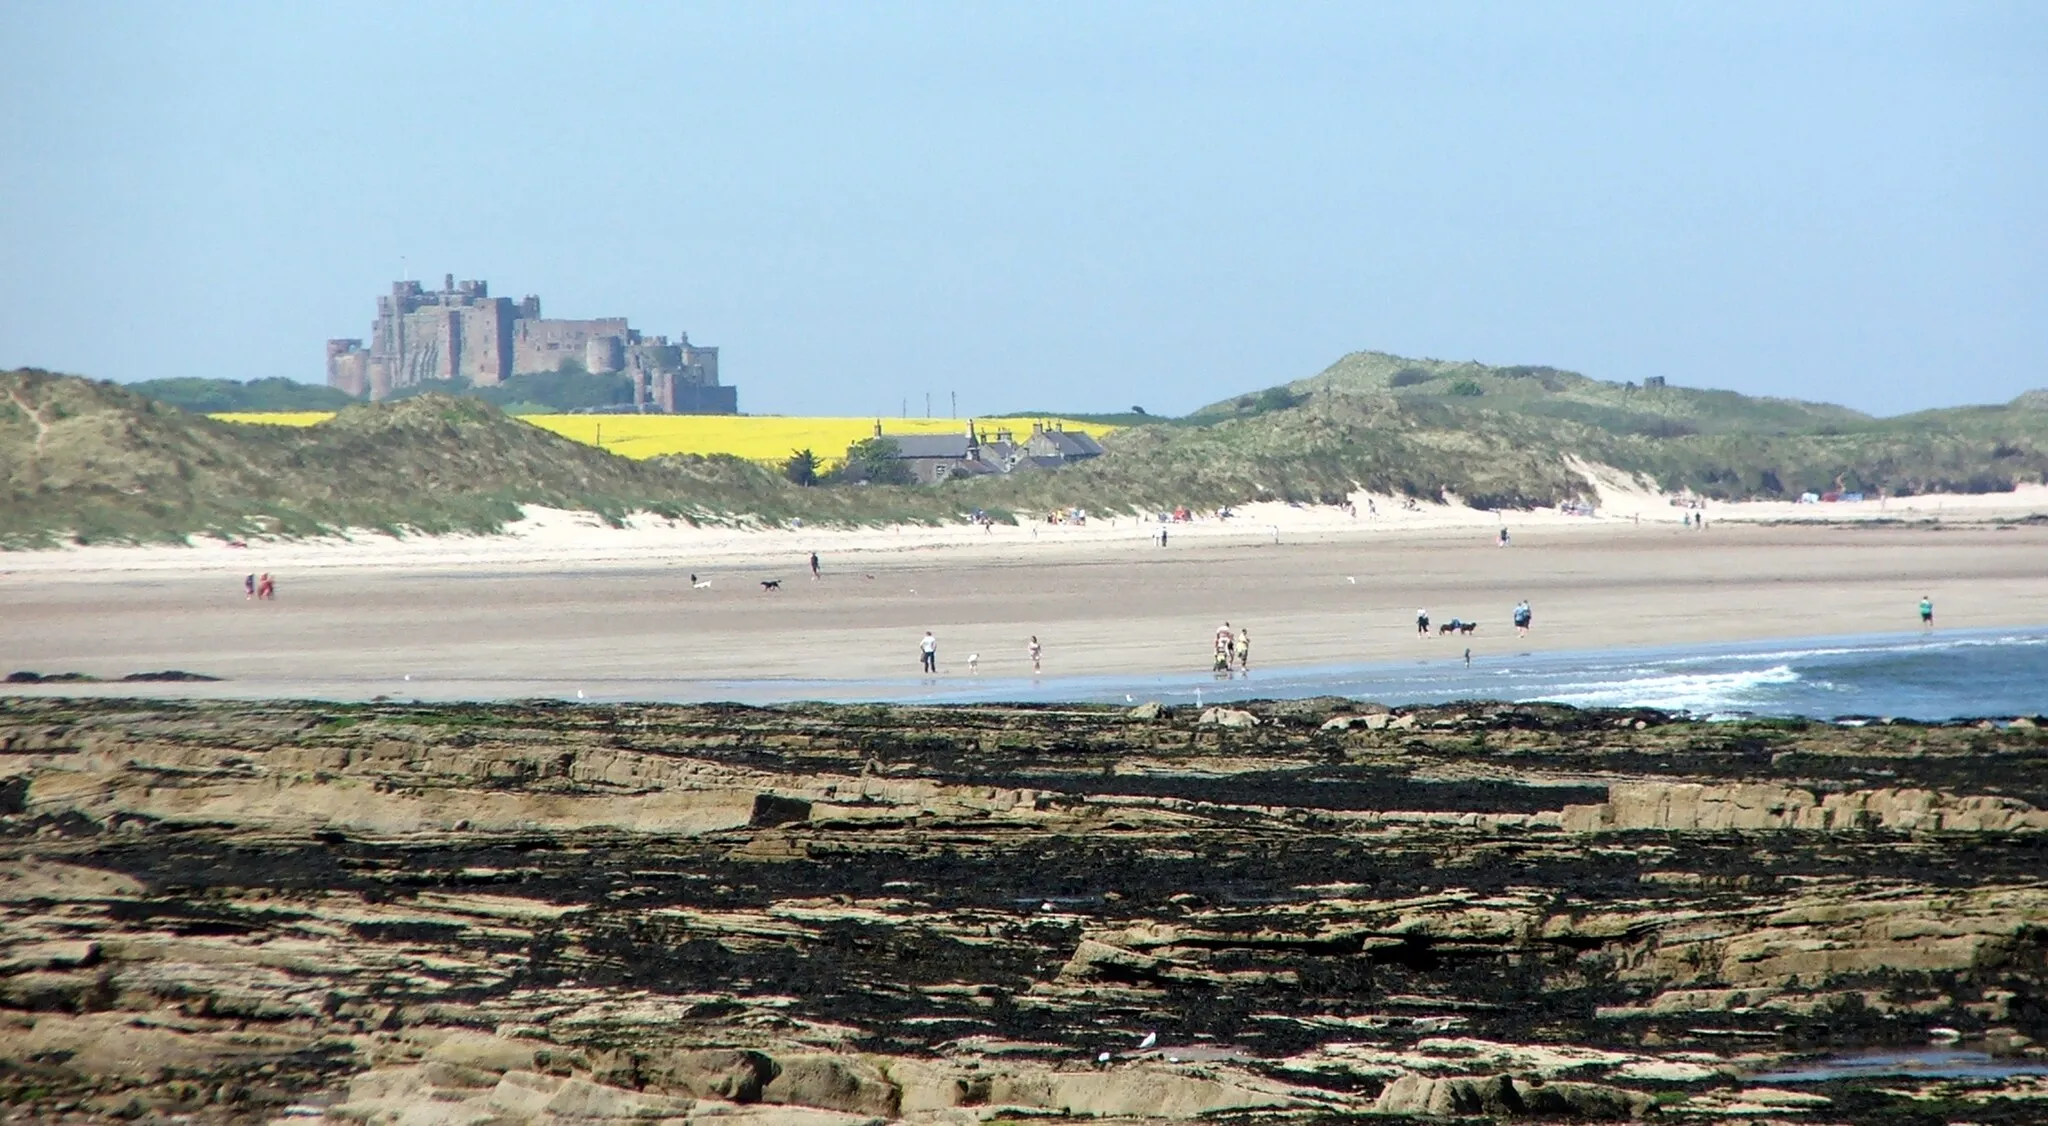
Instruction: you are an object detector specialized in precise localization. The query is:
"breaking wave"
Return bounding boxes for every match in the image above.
[1538,664,1805,713]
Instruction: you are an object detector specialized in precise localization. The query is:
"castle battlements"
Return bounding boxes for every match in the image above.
[327,275,734,414]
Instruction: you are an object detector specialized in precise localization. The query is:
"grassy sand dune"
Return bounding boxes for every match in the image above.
[8,354,2048,548]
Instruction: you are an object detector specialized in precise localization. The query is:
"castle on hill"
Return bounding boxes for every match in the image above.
[326,275,735,414]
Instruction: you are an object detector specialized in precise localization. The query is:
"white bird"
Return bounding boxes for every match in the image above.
[1138,1031,1158,1050]
[1346,576,1356,584]
[1125,694,1135,704]
[1095,1051,1112,1065]
[403,674,410,681]
[576,689,585,700]
[1039,901,1055,913]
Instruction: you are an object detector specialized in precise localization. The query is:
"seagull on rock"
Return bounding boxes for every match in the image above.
[1138,1031,1158,1050]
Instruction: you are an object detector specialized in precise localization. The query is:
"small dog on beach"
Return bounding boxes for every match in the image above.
[1439,619,1478,636]
[760,580,782,591]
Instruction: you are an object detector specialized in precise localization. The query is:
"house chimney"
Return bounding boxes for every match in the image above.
[1031,421,1044,438]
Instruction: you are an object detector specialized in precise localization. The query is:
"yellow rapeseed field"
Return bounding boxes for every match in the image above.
[209,412,1116,466]
[208,412,340,427]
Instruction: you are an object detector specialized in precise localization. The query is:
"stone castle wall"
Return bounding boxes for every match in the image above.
[327,276,734,413]
[514,317,629,376]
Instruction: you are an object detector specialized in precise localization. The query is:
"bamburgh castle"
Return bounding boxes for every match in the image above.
[326,275,736,413]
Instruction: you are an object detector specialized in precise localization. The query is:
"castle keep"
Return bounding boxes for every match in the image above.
[327,275,735,413]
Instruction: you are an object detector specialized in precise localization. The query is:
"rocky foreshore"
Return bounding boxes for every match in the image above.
[2,697,2045,1124]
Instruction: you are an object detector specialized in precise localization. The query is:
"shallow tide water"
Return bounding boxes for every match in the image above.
[19,626,2046,722]
[513,626,2048,721]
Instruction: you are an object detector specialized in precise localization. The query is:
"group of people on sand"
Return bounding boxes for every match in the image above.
[1212,621,1251,677]
[243,573,276,600]
[1415,601,1533,638]
[918,630,1044,677]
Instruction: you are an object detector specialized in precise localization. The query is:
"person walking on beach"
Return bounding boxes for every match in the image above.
[1028,635,1042,674]
[1920,596,1934,630]
[1497,527,1511,547]
[244,574,256,600]
[920,630,938,673]
[1213,622,1233,674]
[257,573,275,600]
[810,552,821,580]
[1416,609,1430,637]
[1513,600,1532,637]
[1234,627,1251,675]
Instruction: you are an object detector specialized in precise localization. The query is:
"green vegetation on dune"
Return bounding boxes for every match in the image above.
[6,357,2048,548]
[0,371,704,548]
[1189,351,2048,500]
[126,368,650,416]
[960,393,1595,513]
[125,376,357,413]
[381,367,638,413]
[1214,349,1873,436]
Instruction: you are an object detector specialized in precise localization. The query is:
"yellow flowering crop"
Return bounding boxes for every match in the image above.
[208,412,340,427]
[211,412,1116,466]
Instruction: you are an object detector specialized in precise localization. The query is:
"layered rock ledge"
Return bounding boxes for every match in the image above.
[1,698,2045,1124]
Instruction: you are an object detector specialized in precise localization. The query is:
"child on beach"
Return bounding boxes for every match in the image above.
[1028,636,1042,674]
[1920,596,1934,630]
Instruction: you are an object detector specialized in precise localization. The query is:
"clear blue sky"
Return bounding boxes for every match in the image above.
[2,2,2041,417]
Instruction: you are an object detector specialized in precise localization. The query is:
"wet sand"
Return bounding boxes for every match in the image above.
[4,522,2047,698]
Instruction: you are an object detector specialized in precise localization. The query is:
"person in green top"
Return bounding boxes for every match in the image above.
[1919,596,1934,630]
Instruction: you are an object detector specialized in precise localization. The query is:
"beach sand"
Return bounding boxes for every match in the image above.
[4,486,2047,698]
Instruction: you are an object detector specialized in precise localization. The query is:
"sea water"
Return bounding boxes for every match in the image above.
[736,627,2048,721]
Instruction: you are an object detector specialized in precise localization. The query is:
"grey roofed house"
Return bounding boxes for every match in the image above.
[1006,455,1072,473]
[887,435,974,459]
[1029,427,1105,460]
[852,420,1107,484]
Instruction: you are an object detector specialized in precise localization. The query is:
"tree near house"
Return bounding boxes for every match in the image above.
[784,448,820,487]
[829,437,913,486]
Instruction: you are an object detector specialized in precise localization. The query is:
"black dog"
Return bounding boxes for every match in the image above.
[760,580,781,591]
[1438,619,1478,635]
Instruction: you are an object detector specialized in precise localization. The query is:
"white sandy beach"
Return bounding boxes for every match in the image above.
[5,477,2044,579]
[3,477,2046,700]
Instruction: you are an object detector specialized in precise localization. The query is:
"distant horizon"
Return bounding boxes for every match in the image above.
[4,4,2041,417]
